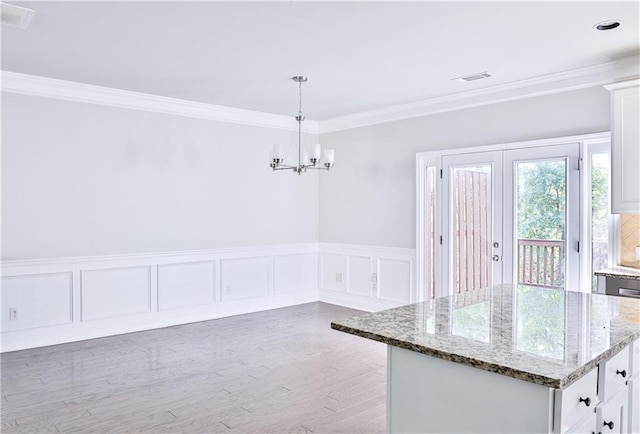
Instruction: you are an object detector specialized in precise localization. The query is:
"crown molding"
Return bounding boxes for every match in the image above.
[0,71,320,134]
[3,56,638,136]
[604,78,640,91]
[319,56,640,134]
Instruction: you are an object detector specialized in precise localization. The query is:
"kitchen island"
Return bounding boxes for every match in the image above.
[331,285,640,433]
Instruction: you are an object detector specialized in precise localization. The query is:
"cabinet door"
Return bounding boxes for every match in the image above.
[596,388,628,434]
[598,346,630,402]
[629,376,639,434]
[608,82,640,214]
[565,413,596,434]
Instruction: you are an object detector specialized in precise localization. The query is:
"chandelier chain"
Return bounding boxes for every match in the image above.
[298,80,303,116]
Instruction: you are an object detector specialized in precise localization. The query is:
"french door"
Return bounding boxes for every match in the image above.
[440,144,580,297]
[442,151,503,296]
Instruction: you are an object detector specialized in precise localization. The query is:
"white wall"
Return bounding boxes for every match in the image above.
[1,93,319,260]
[318,87,611,248]
[0,84,612,351]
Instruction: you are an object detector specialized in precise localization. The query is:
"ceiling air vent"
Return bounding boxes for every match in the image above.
[452,72,492,83]
[1,3,35,29]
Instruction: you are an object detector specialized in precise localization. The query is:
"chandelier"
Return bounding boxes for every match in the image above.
[270,76,334,174]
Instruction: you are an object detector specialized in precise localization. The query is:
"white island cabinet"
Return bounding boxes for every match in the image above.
[605,79,640,214]
[332,285,640,433]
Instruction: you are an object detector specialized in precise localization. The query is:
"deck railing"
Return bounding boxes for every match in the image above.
[517,239,564,288]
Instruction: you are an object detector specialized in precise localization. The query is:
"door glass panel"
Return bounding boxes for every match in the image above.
[515,160,566,289]
[590,152,610,290]
[425,166,437,299]
[452,165,492,294]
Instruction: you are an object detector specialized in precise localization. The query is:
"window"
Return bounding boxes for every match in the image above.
[583,141,615,290]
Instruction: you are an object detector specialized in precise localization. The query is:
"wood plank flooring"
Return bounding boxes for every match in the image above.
[1,302,387,433]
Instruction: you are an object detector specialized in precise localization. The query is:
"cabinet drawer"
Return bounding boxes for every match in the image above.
[596,388,628,434]
[555,368,598,434]
[598,347,630,402]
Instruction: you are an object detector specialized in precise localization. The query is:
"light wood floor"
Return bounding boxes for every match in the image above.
[1,302,387,433]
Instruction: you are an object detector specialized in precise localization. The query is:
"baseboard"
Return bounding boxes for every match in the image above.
[319,290,402,312]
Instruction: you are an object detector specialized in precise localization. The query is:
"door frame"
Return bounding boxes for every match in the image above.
[416,131,611,300]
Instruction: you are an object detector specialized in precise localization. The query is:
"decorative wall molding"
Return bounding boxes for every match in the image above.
[0,242,417,352]
[318,243,416,312]
[319,56,640,133]
[0,243,319,352]
[2,243,318,271]
[1,272,74,332]
[0,71,321,134]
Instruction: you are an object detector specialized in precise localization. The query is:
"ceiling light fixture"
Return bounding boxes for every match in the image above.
[593,20,622,31]
[270,76,334,175]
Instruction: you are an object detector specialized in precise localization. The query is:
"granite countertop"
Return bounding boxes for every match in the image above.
[595,266,640,281]
[331,285,640,389]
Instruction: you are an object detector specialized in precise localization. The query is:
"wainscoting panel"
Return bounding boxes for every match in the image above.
[377,258,412,303]
[320,253,344,292]
[273,253,318,294]
[81,267,152,321]
[220,257,271,302]
[157,261,215,311]
[1,273,73,331]
[0,243,318,352]
[346,255,373,297]
[0,243,415,351]
[319,243,416,312]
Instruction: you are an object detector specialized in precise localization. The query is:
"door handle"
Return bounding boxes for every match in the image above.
[492,255,500,262]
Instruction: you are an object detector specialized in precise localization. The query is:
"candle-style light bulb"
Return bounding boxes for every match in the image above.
[313,144,322,160]
[324,149,335,165]
[272,144,282,160]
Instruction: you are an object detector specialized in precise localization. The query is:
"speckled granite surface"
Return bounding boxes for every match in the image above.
[331,285,640,389]
[595,266,640,281]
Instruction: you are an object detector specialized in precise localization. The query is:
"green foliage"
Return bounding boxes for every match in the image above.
[591,154,609,242]
[516,157,609,242]
[517,161,566,240]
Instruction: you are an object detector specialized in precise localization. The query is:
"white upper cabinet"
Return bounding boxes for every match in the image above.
[605,79,640,214]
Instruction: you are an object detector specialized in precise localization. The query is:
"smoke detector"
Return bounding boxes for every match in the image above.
[1,3,35,29]
[452,72,492,83]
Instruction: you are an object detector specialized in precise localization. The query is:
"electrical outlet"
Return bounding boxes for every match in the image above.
[371,273,377,290]
[225,285,231,294]
[335,273,342,283]
[9,308,18,321]
[636,246,640,261]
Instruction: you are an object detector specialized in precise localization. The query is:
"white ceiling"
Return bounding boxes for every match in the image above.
[1,1,639,120]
